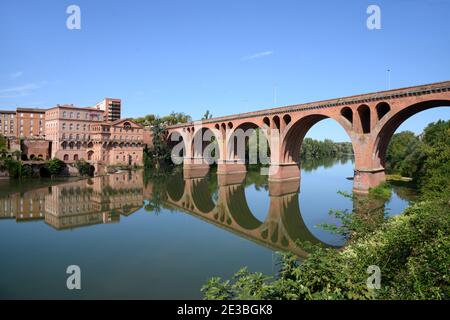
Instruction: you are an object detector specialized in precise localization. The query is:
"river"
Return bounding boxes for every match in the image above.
[0,157,416,299]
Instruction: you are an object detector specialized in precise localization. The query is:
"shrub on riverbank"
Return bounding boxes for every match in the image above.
[201,196,449,300]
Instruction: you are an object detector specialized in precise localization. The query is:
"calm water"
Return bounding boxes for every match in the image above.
[0,158,415,299]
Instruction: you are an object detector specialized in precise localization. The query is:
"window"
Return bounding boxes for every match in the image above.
[70,112,73,118]
[63,111,66,118]
[76,124,80,130]
[77,113,80,119]
[69,123,73,130]
[62,122,66,130]
[30,114,34,118]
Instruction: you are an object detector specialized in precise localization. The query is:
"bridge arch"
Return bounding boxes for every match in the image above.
[191,127,221,164]
[227,121,270,163]
[373,99,450,168]
[167,130,187,164]
[281,114,353,164]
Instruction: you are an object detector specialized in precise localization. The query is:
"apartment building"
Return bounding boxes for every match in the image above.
[0,110,16,138]
[94,98,121,122]
[16,107,46,138]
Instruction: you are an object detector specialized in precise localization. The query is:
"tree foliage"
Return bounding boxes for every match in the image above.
[45,158,66,177]
[134,112,191,127]
[74,159,92,176]
[300,138,353,160]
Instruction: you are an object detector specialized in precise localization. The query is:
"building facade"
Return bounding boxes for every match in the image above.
[0,110,16,138]
[1,98,143,169]
[94,98,121,122]
[45,105,143,166]
[16,107,46,139]
[89,119,144,166]
[45,104,105,161]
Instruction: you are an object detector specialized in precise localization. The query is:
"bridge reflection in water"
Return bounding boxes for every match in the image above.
[0,169,353,257]
[160,170,339,257]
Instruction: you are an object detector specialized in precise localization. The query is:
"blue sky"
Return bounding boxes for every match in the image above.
[1,0,449,141]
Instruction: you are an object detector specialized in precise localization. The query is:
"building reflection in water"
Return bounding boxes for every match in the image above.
[0,169,364,257]
[0,171,144,230]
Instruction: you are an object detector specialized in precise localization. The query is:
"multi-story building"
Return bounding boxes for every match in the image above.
[45,104,143,165]
[15,107,46,139]
[1,98,143,168]
[94,98,121,122]
[45,104,105,161]
[0,110,16,138]
[89,118,144,166]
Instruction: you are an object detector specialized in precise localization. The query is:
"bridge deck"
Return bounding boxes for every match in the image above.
[167,80,450,129]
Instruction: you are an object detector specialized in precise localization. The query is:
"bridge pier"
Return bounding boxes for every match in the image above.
[217,160,247,175]
[267,162,300,182]
[352,168,386,194]
[183,157,210,178]
[268,178,300,197]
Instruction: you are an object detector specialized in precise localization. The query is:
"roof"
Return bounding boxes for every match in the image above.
[16,107,46,113]
[0,110,16,114]
[109,118,144,128]
[46,104,103,112]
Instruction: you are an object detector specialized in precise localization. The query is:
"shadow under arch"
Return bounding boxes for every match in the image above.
[282,114,354,164]
[374,100,450,167]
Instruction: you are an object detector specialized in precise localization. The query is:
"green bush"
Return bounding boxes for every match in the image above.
[74,159,92,176]
[201,198,449,300]
[45,158,66,177]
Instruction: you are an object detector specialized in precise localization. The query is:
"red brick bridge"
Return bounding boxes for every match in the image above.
[166,81,450,193]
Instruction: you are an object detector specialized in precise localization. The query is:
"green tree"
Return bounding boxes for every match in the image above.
[202,110,213,120]
[74,159,92,176]
[45,158,66,177]
[385,131,425,178]
[0,134,7,151]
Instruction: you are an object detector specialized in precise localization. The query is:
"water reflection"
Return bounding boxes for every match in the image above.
[0,171,143,230]
[0,163,415,257]
[154,170,337,257]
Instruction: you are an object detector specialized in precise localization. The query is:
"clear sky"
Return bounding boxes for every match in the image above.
[1,0,449,141]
